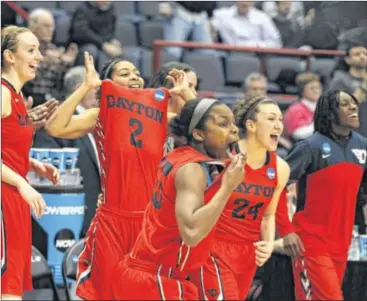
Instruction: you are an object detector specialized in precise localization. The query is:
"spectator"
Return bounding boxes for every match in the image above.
[243,72,268,99]
[329,44,367,103]
[23,8,78,106]
[70,1,122,71]
[284,72,322,141]
[337,26,367,52]
[298,4,339,50]
[160,2,217,59]
[64,66,98,112]
[332,41,367,138]
[261,1,305,28]
[33,66,101,238]
[271,2,303,48]
[334,25,367,79]
[211,1,282,48]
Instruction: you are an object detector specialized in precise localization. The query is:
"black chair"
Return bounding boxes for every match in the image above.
[24,246,60,301]
[62,239,85,301]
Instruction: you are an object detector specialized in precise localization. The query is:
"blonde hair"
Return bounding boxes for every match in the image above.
[1,25,31,67]
[295,72,320,95]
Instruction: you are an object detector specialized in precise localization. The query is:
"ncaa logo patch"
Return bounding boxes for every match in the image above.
[154,89,165,102]
[267,168,275,179]
[322,142,331,154]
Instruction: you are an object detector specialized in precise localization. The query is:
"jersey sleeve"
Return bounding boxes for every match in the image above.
[286,138,313,184]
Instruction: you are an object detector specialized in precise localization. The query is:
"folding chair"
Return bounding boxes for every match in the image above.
[24,246,60,300]
[62,239,85,301]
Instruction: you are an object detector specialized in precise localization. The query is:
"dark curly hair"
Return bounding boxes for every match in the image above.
[233,96,277,137]
[148,61,195,89]
[314,90,359,136]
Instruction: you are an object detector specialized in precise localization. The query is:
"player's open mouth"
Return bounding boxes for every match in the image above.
[228,141,240,154]
[270,134,279,142]
[29,64,38,70]
[129,84,141,88]
[349,113,358,119]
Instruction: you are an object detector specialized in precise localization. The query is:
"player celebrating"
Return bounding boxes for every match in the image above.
[1,25,59,300]
[193,96,290,300]
[275,90,367,300]
[113,98,245,300]
[45,54,195,300]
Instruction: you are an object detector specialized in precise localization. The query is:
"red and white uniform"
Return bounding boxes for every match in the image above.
[76,81,169,300]
[193,152,279,300]
[1,78,34,297]
[113,146,224,300]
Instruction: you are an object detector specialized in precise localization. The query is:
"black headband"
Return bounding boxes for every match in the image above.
[188,98,218,136]
[103,59,120,80]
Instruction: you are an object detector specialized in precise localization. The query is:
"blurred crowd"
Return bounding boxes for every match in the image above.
[2,0,367,235]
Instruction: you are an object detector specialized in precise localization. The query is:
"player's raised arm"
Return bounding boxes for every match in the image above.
[45,52,101,138]
[167,68,197,102]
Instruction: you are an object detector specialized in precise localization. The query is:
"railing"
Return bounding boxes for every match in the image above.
[197,91,299,103]
[4,1,29,20]
[153,40,345,75]
[152,40,346,102]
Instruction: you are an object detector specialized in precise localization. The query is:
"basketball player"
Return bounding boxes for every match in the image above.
[192,96,290,300]
[1,25,59,300]
[275,90,367,300]
[45,55,195,140]
[93,61,199,208]
[148,61,197,114]
[112,98,246,300]
[45,54,196,300]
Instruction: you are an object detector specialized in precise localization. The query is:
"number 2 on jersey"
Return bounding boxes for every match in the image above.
[129,118,143,148]
[231,198,264,220]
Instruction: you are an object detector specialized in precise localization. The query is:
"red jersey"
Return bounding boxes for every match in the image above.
[215,152,278,243]
[131,146,223,272]
[95,80,169,212]
[1,79,34,182]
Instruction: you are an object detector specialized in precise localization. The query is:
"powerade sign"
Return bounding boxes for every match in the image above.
[44,206,85,216]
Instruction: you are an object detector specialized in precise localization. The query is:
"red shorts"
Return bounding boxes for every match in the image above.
[291,231,347,300]
[292,256,346,300]
[191,238,257,300]
[1,185,32,297]
[76,205,143,300]
[113,255,199,300]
